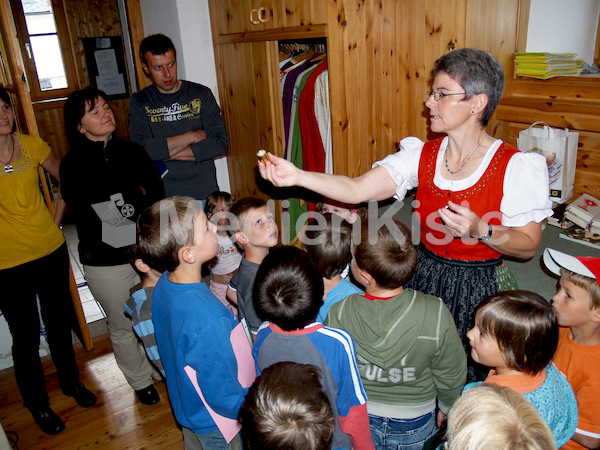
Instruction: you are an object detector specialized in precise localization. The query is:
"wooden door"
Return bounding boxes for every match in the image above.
[214,40,286,200]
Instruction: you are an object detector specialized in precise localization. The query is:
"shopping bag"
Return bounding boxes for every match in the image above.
[517,121,579,204]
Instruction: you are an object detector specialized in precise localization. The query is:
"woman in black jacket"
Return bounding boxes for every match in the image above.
[61,87,165,405]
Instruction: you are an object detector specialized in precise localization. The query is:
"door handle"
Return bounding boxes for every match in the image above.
[257,6,269,23]
[249,8,260,25]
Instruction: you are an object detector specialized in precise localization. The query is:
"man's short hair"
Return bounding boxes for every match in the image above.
[304,213,353,279]
[447,384,555,449]
[254,246,324,331]
[139,33,176,66]
[560,268,600,310]
[240,362,334,450]
[354,217,417,289]
[476,290,558,375]
[228,197,267,234]
[136,196,203,273]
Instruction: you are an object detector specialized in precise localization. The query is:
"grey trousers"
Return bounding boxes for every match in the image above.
[84,263,155,390]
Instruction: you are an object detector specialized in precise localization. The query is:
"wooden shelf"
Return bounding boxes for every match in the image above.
[213,24,327,45]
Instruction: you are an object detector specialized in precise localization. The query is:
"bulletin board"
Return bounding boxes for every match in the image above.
[82,36,129,99]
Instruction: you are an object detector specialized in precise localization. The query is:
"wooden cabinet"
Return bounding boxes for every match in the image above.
[209,0,540,197]
[211,0,326,36]
[213,40,285,198]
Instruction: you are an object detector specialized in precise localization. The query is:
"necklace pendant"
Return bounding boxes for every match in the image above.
[4,164,13,174]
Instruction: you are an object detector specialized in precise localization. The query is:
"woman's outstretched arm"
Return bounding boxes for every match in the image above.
[258,152,397,203]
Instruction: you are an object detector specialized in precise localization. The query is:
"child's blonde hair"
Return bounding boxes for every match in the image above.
[560,268,600,310]
[475,290,558,375]
[447,384,555,449]
[137,196,204,273]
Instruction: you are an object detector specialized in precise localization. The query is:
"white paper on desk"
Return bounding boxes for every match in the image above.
[184,322,257,443]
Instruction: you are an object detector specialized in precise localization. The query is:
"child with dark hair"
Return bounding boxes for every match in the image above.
[304,213,363,322]
[253,246,374,450]
[204,191,241,316]
[240,362,335,450]
[327,217,466,450]
[543,248,600,450]
[226,197,279,335]
[137,196,246,449]
[464,289,577,448]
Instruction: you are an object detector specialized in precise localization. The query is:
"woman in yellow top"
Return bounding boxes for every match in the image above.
[0,86,96,435]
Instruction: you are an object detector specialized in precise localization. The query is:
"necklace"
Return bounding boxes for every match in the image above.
[444,136,484,175]
[0,135,15,174]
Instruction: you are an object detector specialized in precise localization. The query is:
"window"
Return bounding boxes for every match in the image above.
[10,0,76,100]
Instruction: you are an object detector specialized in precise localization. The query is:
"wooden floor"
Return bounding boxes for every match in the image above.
[0,334,183,449]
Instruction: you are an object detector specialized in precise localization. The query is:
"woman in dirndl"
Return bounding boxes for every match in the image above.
[258,48,553,381]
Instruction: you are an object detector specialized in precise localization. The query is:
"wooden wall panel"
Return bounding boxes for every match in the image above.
[216,41,281,200]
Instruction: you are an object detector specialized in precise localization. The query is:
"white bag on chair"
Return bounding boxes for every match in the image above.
[517,121,579,204]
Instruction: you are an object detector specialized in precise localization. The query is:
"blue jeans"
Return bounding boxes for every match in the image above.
[183,427,241,450]
[369,411,436,450]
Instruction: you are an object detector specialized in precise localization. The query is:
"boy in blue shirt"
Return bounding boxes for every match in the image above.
[137,196,246,449]
[253,246,374,450]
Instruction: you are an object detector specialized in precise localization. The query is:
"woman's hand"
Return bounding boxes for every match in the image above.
[437,201,485,238]
[258,152,301,187]
[438,200,542,259]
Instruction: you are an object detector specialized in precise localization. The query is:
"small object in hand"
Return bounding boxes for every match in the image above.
[257,149,271,164]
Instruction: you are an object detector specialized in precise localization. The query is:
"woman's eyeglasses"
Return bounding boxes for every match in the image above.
[425,91,466,101]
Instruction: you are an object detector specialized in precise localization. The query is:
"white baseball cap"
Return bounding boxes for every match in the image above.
[543,248,600,281]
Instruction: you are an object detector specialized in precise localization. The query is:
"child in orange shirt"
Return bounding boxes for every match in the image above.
[543,248,600,450]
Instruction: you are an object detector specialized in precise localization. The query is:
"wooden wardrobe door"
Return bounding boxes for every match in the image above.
[327,0,468,177]
[215,40,285,200]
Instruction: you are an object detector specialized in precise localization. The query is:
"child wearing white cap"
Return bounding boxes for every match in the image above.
[543,248,600,450]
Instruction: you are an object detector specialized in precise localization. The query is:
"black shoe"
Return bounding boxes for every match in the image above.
[29,406,65,435]
[64,381,97,408]
[135,384,159,405]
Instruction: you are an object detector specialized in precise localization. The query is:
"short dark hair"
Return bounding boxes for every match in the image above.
[139,33,176,66]
[136,196,203,273]
[240,362,334,450]
[63,87,109,147]
[431,48,504,127]
[254,246,324,331]
[304,213,353,279]
[354,217,417,289]
[0,85,11,106]
[229,197,267,234]
[476,290,558,375]
[0,86,16,132]
[205,191,235,219]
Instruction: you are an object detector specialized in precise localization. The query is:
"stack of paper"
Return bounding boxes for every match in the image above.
[514,53,584,79]
[565,194,600,235]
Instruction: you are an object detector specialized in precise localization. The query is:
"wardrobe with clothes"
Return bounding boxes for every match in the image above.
[207,0,520,214]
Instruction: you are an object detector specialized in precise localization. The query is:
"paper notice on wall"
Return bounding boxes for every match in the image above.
[95,49,119,76]
[96,74,126,96]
